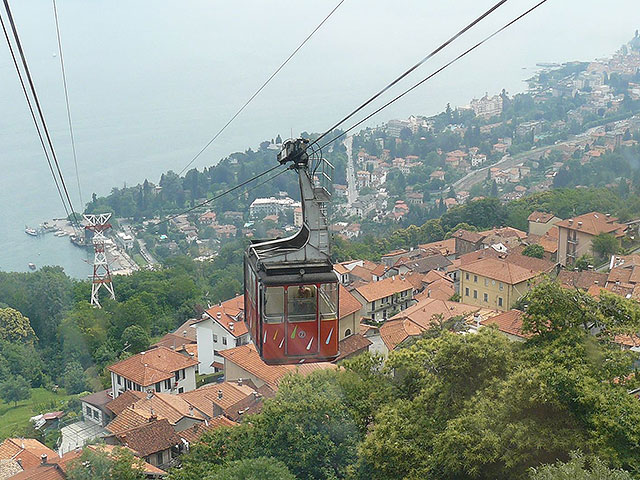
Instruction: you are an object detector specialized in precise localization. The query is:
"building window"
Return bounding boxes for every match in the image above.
[164,379,171,390]
[474,275,478,283]
[93,409,99,420]
[156,452,164,465]
[383,310,388,319]
[181,369,185,380]
[371,301,375,309]
[465,287,469,296]
[175,371,180,381]
[345,329,352,337]
[499,282,504,291]
[213,334,218,343]
[222,337,227,346]
[465,272,469,280]
[117,375,121,386]
[126,380,132,390]
[473,290,478,299]
[86,405,91,416]
[155,382,161,392]
[483,293,488,302]
[498,297,503,307]
[178,387,184,394]
[484,279,488,286]
[371,312,375,320]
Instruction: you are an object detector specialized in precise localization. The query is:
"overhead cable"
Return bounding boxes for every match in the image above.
[316,0,550,151]
[53,0,83,208]
[177,0,346,176]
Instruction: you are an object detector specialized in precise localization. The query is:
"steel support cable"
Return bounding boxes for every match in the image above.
[157,164,285,226]
[315,0,550,151]
[0,9,72,221]
[310,0,508,148]
[2,0,79,226]
[53,0,83,208]
[177,0,346,176]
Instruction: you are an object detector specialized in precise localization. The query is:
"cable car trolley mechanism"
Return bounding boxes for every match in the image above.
[244,138,339,365]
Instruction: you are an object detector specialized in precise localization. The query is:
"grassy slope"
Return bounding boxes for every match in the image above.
[0,388,73,440]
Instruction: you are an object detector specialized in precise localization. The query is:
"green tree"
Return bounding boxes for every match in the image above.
[0,307,36,344]
[575,254,595,271]
[121,325,150,354]
[0,375,31,406]
[67,446,145,480]
[204,457,297,480]
[591,233,619,261]
[522,244,545,258]
[530,453,633,480]
[62,361,89,394]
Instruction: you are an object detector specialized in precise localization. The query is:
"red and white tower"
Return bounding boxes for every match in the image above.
[83,213,115,307]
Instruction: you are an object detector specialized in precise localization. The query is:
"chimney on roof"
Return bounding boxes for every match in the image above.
[217,390,223,399]
[216,312,222,319]
[473,313,481,328]
[606,213,611,218]
[183,330,187,337]
[578,221,583,227]
[229,322,234,331]
[238,378,243,386]
[189,406,194,416]
[40,454,47,465]
[568,219,573,224]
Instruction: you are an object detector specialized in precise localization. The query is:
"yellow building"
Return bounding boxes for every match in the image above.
[460,254,555,311]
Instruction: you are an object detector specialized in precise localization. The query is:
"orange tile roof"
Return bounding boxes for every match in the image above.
[173,318,198,342]
[460,254,555,285]
[333,263,350,275]
[7,465,65,480]
[335,333,372,362]
[415,278,455,302]
[339,285,362,319]
[527,211,556,223]
[354,276,413,303]
[349,265,374,283]
[114,419,181,458]
[479,226,528,240]
[379,318,424,351]
[453,229,485,243]
[108,346,198,387]
[389,298,480,330]
[179,381,256,414]
[152,332,195,350]
[179,417,237,444]
[219,344,336,389]
[105,406,148,435]
[0,438,59,470]
[557,270,608,290]
[555,211,626,237]
[480,309,530,339]
[423,269,450,284]
[106,390,146,416]
[128,392,206,425]
[202,295,247,337]
[418,238,456,257]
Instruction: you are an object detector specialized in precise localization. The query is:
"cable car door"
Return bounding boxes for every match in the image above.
[285,284,320,357]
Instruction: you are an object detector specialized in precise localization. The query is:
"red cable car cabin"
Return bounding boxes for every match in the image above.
[244,138,339,364]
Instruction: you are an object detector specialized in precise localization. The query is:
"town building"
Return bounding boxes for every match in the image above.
[352,276,414,322]
[459,253,556,311]
[249,197,301,219]
[527,211,561,236]
[470,93,504,118]
[219,344,336,390]
[555,212,627,266]
[108,346,198,398]
[194,295,249,374]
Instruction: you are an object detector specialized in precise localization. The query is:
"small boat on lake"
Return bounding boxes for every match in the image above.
[28,263,36,270]
[25,227,38,236]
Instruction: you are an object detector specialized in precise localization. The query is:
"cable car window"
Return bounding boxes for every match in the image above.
[319,283,338,320]
[288,285,317,322]
[264,286,284,323]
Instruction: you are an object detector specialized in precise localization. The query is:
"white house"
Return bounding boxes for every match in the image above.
[194,295,251,374]
[108,346,198,398]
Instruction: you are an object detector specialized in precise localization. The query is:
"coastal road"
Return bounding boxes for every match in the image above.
[344,136,358,207]
[138,239,157,267]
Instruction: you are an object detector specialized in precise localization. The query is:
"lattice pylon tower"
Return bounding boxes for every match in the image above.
[83,213,115,307]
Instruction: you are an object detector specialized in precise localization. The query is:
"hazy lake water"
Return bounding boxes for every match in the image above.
[0,0,637,278]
